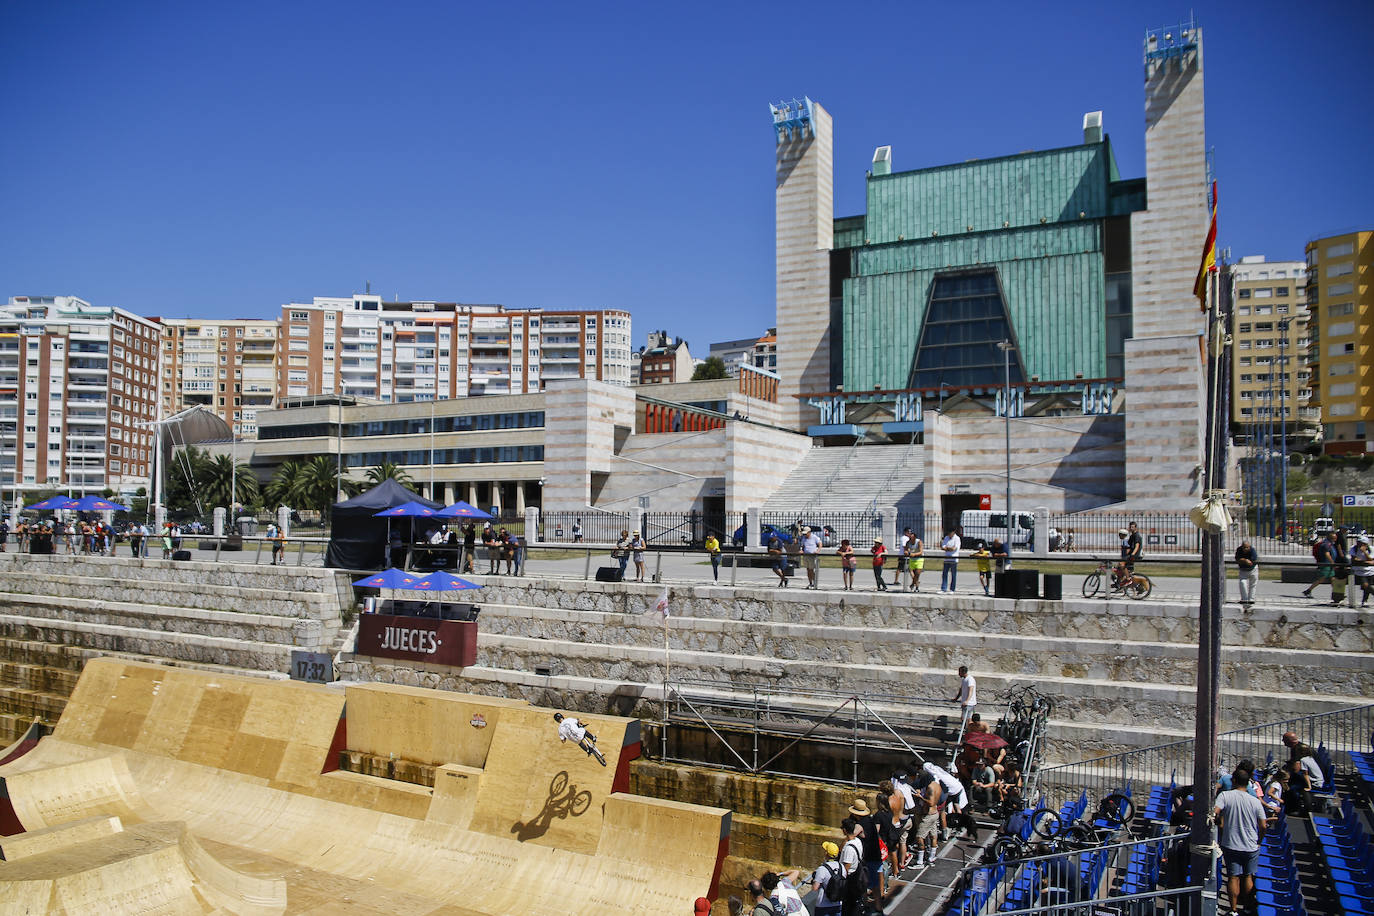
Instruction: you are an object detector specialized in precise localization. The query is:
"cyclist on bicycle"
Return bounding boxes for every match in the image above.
[1114,522,1142,590]
[553,712,598,755]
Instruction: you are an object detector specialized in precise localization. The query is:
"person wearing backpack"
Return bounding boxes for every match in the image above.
[838,817,866,916]
[746,878,779,916]
[808,841,844,915]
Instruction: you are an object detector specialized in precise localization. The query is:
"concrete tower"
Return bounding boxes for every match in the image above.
[1124,25,1210,509]
[771,98,833,430]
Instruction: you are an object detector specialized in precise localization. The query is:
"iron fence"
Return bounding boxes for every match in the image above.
[949,834,1196,916]
[1034,702,1374,812]
[539,511,631,545]
[895,511,942,543]
[759,511,883,548]
[642,511,711,547]
[1048,514,1200,557]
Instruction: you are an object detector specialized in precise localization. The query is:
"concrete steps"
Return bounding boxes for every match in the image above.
[764,443,925,514]
[0,617,294,673]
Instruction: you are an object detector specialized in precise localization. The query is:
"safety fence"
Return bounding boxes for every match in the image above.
[1033,702,1374,811]
[759,511,886,548]
[539,511,632,545]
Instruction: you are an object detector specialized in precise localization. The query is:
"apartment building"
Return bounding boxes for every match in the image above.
[635,330,692,384]
[1229,257,1315,443]
[1305,231,1374,454]
[0,296,160,497]
[158,318,279,438]
[708,327,779,377]
[276,296,632,402]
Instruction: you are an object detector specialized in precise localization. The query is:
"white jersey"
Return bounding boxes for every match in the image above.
[558,717,587,744]
[923,762,967,800]
[956,674,977,708]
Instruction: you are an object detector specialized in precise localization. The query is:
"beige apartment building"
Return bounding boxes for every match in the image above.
[1305,231,1374,454]
[1230,257,1316,444]
[158,318,278,438]
[155,296,634,438]
[0,296,160,497]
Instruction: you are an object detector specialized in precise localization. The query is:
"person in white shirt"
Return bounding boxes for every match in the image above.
[553,712,597,749]
[801,527,824,589]
[922,760,969,842]
[940,529,961,593]
[838,818,865,914]
[809,841,844,915]
[894,527,912,586]
[950,665,977,736]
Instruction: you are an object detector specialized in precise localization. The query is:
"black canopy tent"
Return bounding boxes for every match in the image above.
[324,479,440,570]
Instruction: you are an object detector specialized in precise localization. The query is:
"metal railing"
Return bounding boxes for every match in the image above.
[759,511,883,547]
[949,833,1196,916]
[1035,702,1374,810]
[658,677,985,786]
[540,511,631,545]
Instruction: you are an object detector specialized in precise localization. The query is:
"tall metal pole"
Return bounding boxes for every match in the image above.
[1190,266,1227,916]
[1278,320,1290,541]
[429,395,436,500]
[997,341,1014,546]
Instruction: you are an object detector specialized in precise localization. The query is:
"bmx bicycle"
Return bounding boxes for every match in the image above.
[990,792,1136,862]
[1081,560,1152,600]
[579,734,607,767]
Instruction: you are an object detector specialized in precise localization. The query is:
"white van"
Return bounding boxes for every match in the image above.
[959,510,1035,550]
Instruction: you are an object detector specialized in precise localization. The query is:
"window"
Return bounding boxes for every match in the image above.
[1253,288,1273,298]
[1327,262,1354,278]
[1328,303,1355,317]
[1328,281,1355,296]
[1238,289,1250,298]
[1239,324,1252,333]
[1274,287,1290,297]
[1326,241,1355,258]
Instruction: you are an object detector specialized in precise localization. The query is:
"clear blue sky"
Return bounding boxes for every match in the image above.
[3,0,1370,352]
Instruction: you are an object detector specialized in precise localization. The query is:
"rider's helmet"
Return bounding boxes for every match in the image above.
[553,712,563,722]
[1117,528,1128,537]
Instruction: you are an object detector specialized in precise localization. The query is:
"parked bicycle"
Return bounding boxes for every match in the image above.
[1081,560,1152,599]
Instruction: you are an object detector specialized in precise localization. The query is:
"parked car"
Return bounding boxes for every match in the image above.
[731,523,794,548]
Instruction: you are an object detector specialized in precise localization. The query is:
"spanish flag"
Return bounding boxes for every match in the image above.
[1193,180,1217,309]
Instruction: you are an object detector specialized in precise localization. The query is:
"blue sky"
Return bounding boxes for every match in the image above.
[2,0,1370,353]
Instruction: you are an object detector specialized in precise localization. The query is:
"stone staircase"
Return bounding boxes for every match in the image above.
[338,580,1374,764]
[0,554,353,744]
[763,443,924,514]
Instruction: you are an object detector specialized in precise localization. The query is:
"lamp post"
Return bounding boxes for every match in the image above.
[997,340,1015,550]
[429,394,436,501]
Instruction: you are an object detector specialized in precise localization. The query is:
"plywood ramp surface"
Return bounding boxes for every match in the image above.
[0,659,729,914]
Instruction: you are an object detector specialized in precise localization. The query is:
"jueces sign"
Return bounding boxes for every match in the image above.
[356,613,477,667]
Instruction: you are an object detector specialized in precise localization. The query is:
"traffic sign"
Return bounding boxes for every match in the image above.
[1343,495,1374,508]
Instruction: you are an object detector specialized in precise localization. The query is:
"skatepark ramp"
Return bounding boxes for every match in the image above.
[0,658,731,913]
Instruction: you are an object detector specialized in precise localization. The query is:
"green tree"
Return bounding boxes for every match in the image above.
[690,355,730,381]
[199,453,260,511]
[263,459,303,510]
[1287,467,1311,496]
[365,461,412,486]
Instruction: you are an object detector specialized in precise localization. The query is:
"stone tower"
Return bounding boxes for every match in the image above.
[1125,26,1210,510]
[771,98,833,431]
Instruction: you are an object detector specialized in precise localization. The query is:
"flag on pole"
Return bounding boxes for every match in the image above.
[1193,180,1218,310]
[651,586,670,620]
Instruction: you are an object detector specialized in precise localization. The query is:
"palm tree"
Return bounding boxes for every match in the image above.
[299,456,340,520]
[200,454,260,511]
[264,460,303,510]
[365,461,412,486]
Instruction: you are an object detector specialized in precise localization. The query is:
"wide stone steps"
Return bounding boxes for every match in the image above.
[0,569,332,620]
[0,616,294,673]
[0,592,325,649]
[471,602,1372,699]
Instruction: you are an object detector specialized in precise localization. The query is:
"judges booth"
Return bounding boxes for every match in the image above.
[356,599,480,667]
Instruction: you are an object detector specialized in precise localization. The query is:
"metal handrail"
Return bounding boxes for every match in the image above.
[797,431,867,519]
[862,432,923,517]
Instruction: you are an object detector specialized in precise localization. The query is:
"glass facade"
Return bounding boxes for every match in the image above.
[344,445,543,469]
[1105,272,1133,378]
[909,272,1023,388]
[258,410,545,441]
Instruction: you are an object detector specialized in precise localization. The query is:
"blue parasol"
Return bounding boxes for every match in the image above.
[352,567,426,589]
[413,570,482,591]
[67,495,130,512]
[373,501,440,518]
[24,496,77,511]
[436,501,493,519]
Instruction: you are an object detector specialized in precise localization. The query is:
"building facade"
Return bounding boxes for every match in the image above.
[1305,231,1373,454]
[158,318,279,438]
[635,331,692,384]
[0,296,160,498]
[768,25,1211,511]
[277,296,632,403]
[708,327,778,377]
[1229,257,1315,443]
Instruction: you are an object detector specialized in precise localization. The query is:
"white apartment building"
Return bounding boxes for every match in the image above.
[0,296,160,498]
[159,318,278,438]
[277,296,631,402]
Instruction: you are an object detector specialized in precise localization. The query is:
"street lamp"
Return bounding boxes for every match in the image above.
[997,340,1015,552]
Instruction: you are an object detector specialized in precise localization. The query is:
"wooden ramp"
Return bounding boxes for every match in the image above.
[0,659,730,914]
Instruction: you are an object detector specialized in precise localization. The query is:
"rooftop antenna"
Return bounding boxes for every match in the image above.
[365,280,371,295]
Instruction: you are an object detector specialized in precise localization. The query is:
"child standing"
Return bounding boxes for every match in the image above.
[838,539,856,591]
[871,537,888,591]
[975,545,992,595]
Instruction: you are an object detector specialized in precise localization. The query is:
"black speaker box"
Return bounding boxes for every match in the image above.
[994,572,1015,598]
[172,549,192,561]
[595,566,624,582]
[1042,573,1063,601]
[1012,569,1039,598]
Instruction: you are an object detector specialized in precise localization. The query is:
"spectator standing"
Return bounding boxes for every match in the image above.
[870,538,888,591]
[1214,768,1266,916]
[630,531,646,582]
[1331,528,1352,606]
[837,539,855,591]
[801,526,823,589]
[0,518,7,552]
[1352,535,1373,607]
[727,896,744,916]
[1234,539,1258,608]
[910,772,940,868]
[462,522,476,573]
[906,533,923,591]
[1302,530,1338,599]
[481,523,499,574]
[973,545,992,595]
[880,778,911,881]
[768,532,789,588]
[893,527,912,586]
[939,529,960,593]
[923,760,969,841]
[572,518,583,543]
[161,523,174,559]
[704,532,722,582]
[508,532,523,576]
[838,818,865,916]
[846,799,884,916]
[746,879,773,916]
[990,538,1009,575]
[950,666,977,737]
[809,841,844,916]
